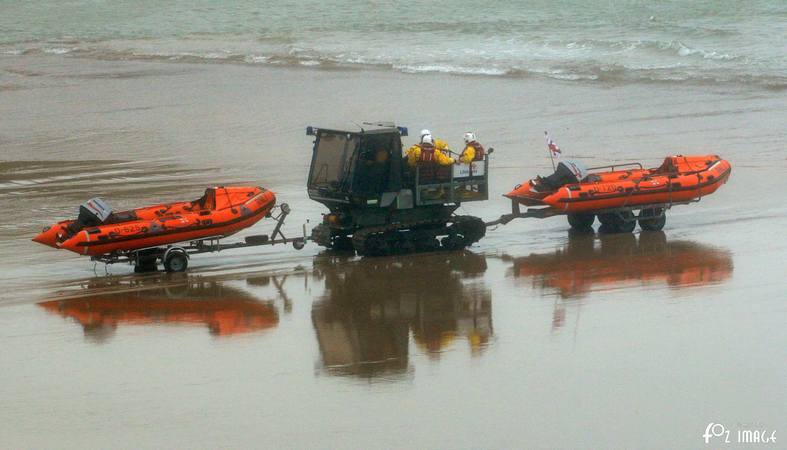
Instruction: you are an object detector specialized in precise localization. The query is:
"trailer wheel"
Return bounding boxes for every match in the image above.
[619,212,636,233]
[134,249,159,273]
[638,208,666,231]
[292,239,306,250]
[163,249,189,273]
[567,213,595,230]
[598,211,636,233]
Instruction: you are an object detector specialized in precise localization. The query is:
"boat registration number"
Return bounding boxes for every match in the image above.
[112,224,144,234]
[596,184,621,193]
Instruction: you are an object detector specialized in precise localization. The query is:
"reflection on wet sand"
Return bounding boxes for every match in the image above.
[39,277,278,342]
[508,231,734,300]
[311,252,492,379]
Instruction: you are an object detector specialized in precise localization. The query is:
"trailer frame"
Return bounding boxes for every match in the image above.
[91,203,308,273]
[486,197,700,228]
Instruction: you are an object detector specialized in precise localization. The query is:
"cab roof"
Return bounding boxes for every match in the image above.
[306,122,408,136]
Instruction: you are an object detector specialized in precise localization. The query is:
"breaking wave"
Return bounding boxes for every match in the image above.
[2,36,785,90]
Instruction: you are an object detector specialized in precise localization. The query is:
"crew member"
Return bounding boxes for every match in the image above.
[406,134,455,167]
[458,132,485,164]
[420,128,450,154]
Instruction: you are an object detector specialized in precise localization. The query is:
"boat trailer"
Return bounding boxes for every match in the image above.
[92,203,307,273]
[485,198,701,228]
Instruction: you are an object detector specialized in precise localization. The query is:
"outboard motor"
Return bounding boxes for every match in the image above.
[538,160,589,191]
[77,198,113,227]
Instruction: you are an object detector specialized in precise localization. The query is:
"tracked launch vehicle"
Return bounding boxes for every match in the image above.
[33,120,733,272]
[306,123,488,256]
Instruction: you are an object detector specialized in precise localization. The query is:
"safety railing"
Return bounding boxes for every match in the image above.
[414,158,489,206]
[586,162,644,172]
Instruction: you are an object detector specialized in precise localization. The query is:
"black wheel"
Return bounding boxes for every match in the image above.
[441,235,466,251]
[452,216,486,244]
[638,208,666,231]
[567,213,595,230]
[332,236,354,252]
[292,239,306,250]
[310,224,333,248]
[598,211,636,233]
[619,212,636,233]
[163,251,188,273]
[134,249,158,273]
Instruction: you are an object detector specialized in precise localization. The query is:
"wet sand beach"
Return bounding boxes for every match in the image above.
[1,53,785,448]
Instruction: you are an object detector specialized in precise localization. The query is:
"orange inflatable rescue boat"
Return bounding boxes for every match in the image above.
[33,186,276,256]
[504,155,731,231]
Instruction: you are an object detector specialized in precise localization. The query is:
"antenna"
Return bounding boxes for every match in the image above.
[350,121,365,133]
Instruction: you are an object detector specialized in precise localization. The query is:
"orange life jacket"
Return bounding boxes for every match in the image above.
[418,144,436,163]
[468,141,485,161]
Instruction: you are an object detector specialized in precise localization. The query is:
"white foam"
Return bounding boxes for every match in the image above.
[243,55,269,64]
[673,42,736,60]
[394,64,507,76]
[42,47,74,55]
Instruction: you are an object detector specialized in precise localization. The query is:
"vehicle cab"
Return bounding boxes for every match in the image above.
[306,122,488,211]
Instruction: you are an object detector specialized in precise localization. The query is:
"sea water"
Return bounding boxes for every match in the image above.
[2,0,786,89]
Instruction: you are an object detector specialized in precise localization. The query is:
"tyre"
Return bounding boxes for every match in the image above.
[332,236,354,252]
[598,211,636,233]
[310,224,332,248]
[619,212,636,233]
[441,235,466,251]
[451,216,486,245]
[638,208,666,231]
[134,249,159,273]
[567,213,595,230]
[163,250,189,273]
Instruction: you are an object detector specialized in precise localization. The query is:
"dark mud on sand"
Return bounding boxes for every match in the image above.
[1,54,785,448]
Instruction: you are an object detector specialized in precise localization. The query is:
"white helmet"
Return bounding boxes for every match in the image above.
[421,134,434,145]
[420,129,432,139]
[463,132,477,144]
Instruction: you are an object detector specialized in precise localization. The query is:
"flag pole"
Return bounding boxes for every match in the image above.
[545,131,556,171]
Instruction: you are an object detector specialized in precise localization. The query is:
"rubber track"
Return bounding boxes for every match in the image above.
[351,216,485,256]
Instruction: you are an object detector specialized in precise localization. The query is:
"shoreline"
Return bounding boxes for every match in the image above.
[3,49,787,93]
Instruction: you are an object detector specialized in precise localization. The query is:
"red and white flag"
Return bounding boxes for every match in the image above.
[545,131,561,158]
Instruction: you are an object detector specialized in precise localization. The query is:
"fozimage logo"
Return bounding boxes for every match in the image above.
[703,422,777,445]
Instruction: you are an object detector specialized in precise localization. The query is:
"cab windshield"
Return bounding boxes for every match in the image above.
[309,132,359,191]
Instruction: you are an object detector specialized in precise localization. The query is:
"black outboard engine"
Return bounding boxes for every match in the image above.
[61,198,113,241]
[76,198,113,227]
[537,160,589,191]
